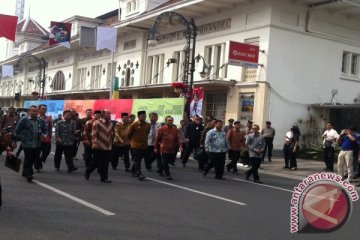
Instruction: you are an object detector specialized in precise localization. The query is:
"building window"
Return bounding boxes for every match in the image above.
[75,68,87,90]
[146,54,164,85]
[52,71,65,91]
[204,43,226,79]
[126,0,139,15]
[90,65,102,89]
[351,54,359,76]
[342,51,360,78]
[107,62,116,88]
[172,51,185,82]
[342,52,349,74]
[125,68,131,86]
[205,93,227,121]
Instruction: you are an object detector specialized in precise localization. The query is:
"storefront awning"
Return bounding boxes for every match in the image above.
[311,103,360,109]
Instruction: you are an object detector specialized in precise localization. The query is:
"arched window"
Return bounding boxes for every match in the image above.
[52,71,65,91]
[125,68,131,86]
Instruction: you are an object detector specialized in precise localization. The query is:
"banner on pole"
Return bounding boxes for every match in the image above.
[190,87,204,117]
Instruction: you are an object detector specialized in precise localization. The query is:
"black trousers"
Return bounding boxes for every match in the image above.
[83,145,93,168]
[131,148,146,176]
[72,140,80,158]
[283,144,290,167]
[245,157,261,181]
[144,146,161,170]
[242,150,250,166]
[112,145,130,170]
[205,152,226,178]
[324,147,335,171]
[182,142,199,165]
[179,143,186,161]
[198,149,209,170]
[0,182,2,209]
[159,153,176,176]
[34,142,52,170]
[262,137,274,160]
[54,144,75,170]
[87,150,111,181]
[227,150,240,173]
[290,149,297,168]
[23,148,41,177]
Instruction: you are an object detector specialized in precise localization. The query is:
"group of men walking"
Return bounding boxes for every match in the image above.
[0,104,278,184]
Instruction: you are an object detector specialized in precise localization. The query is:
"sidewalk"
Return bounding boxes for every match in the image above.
[236,157,360,190]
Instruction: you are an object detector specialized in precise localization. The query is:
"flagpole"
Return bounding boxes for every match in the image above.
[109,51,115,99]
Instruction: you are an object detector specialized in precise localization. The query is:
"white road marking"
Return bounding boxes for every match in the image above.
[232,178,293,193]
[33,180,115,216]
[148,177,247,206]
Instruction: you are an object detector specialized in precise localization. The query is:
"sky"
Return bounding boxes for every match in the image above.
[0,0,119,60]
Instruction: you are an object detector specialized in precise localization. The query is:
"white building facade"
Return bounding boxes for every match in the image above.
[1,0,360,149]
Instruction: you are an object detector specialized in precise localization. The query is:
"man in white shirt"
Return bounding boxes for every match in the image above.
[144,112,161,171]
[322,122,339,172]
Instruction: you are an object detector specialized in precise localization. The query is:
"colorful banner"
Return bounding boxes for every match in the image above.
[49,21,72,48]
[93,99,133,121]
[132,98,185,124]
[190,87,204,118]
[24,98,184,123]
[24,100,65,119]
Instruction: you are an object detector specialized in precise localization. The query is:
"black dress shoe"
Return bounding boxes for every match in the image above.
[169,162,176,166]
[166,176,173,180]
[26,176,33,183]
[283,166,289,169]
[138,175,146,181]
[112,167,118,170]
[203,169,209,176]
[85,171,90,180]
[101,179,112,183]
[125,169,130,172]
[215,177,226,180]
[68,167,78,173]
[245,175,250,181]
[156,170,165,176]
[226,165,231,172]
[254,180,263,184]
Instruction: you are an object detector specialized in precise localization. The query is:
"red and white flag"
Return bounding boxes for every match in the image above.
[0,14,18,41]
[190,87,204,117]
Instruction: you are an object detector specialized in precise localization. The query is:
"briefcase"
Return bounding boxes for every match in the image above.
[5,155,22,173]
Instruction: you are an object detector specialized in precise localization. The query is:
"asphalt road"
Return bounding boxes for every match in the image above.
[0,143,359,240]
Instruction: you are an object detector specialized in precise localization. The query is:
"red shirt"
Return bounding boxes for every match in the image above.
[154,124,181,154]
[227,129,246,151]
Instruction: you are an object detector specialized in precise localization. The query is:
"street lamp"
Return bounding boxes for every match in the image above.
[15,53,47,100]
[148,11,197,119]
[195,54,212,79]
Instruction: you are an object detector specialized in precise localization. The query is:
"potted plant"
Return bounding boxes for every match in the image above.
[172,82,186,93]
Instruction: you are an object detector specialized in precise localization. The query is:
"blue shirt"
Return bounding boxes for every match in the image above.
[14,116,47,149]
[205,128,228,153]
[340,135,356,150]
